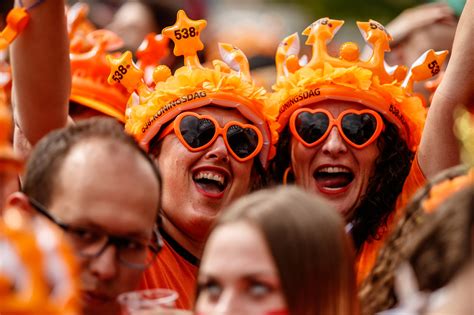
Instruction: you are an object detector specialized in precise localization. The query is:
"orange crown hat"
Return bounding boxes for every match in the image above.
[106,10,278,167]
[0,207,79,314]
[68,3,129,122]
[268,18,448,151]
[136,32,170,86]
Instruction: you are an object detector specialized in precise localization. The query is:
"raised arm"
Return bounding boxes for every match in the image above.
[418,0,473,178]
[10,0,69,145]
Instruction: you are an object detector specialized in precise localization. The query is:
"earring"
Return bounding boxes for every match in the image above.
[283,166,293,185]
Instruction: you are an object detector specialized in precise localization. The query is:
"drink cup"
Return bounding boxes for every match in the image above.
[118,288,192,315]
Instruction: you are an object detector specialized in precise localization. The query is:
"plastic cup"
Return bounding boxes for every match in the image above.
[118,288,192,315]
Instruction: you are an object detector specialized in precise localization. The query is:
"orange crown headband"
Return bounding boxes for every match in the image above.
[68,3,130,122]
[107,10,278,166]
[268,18,448,151]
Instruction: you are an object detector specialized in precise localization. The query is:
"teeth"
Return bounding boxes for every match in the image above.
[318,166,351,173]
[194,171,225,185]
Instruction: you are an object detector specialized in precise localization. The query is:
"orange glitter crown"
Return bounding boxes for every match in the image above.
[106,10,278,166]
[268,18,448,151]
[68,3,129,122]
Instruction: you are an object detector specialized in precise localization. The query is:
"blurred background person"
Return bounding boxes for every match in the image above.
[382,1,463,100]
[384,1,461,67]
[67,2,130,122]
[359,164,473,314]
[196,186,359,315]
[377,180,473,315]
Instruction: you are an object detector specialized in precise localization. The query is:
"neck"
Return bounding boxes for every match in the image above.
[161,215,204,259]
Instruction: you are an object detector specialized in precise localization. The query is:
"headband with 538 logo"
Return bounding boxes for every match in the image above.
[106,10,278,167]
[267,17,448,152]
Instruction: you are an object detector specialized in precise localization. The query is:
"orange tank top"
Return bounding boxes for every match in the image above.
[140,230,199,310]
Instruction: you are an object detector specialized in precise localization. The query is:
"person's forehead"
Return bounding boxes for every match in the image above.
[49,139,158,233]
[192,106,249,125]
[201,222,278,273]
[307,99,368,115]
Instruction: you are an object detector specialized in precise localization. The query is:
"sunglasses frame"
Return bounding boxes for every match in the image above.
[159,112,264,162]
[289,108,384,149]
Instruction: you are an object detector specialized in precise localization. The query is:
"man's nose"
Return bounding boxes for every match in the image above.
[89,244,118,281]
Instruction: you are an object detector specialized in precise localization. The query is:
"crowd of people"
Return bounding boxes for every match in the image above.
[0,0,472,314]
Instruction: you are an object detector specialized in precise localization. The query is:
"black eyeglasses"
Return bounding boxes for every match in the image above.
[28,197,163,270]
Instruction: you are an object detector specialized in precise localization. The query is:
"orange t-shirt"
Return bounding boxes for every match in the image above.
[355,157,426,285]
[140,231,199,310]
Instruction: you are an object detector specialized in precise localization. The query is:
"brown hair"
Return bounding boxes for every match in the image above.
[359,165,472,315]
[22,117,161,207]
[213,185,360,315]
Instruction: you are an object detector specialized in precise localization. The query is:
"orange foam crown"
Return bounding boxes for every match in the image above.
[68,3,129,122]
[268,18,448,151]
[106,10,278,166]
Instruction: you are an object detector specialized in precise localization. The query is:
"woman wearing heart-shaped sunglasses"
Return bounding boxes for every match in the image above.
[106,11,277,309]
[268,7,473,285]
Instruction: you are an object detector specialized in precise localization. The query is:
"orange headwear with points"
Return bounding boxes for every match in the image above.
[107,10,278,167]
[0,207,79,314]
[68,3,129,122]
[268,18,448,151]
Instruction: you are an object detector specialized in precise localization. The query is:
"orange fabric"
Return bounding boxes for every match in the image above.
[355,156,426,285]
[140,238,198,310]
[422,169,474,214]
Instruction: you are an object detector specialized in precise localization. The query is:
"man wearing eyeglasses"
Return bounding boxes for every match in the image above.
[5,118,162,315]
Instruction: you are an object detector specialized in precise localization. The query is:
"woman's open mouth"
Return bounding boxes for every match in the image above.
[313,166,354,194]
[193,169,229,198]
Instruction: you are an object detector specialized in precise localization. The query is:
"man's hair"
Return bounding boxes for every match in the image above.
[205,186,359,315]
[22,117,161,207]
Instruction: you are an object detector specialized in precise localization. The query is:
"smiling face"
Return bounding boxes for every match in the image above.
[196,221,286,315]
[155,107,255,247]
[290,100,380,220]
[47,139,160,315]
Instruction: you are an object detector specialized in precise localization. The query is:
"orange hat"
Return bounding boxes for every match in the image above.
[68,3,129,122]
[136,32,170,86]
[0,207,79,314]
[107,10,278,167]
[268,18,448,151]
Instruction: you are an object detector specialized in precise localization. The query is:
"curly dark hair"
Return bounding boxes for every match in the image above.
[270,118,413,250]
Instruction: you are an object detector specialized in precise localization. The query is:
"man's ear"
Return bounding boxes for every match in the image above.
[5,192,33,215]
